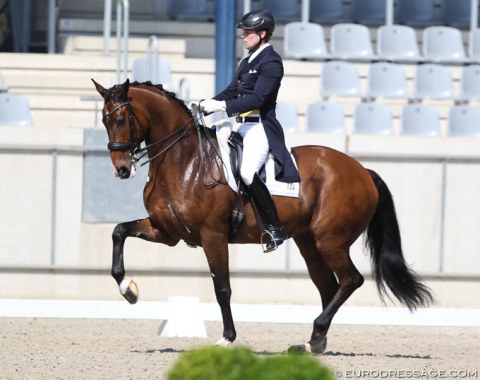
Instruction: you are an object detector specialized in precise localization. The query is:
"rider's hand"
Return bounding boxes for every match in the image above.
[200,99,226,114]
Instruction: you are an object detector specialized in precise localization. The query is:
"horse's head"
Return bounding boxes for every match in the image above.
[92,79,143,179]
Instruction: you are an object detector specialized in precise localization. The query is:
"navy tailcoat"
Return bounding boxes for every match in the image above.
[213,45,301,183]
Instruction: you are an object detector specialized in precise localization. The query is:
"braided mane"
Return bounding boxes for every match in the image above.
[106,80,192,117]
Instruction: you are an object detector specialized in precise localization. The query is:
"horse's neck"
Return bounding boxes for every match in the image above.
[146,108,199,175]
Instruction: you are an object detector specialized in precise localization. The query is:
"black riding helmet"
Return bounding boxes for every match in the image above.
[237,10,275,41]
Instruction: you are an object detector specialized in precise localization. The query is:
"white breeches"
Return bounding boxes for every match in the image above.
[234,121,269,185]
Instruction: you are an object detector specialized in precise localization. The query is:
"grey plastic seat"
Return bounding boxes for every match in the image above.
[167,0,213,21]
[376,24,423,62]
[305,102,346,133]
[448,105,480,136]
[350,0,386,26]
[367,62,409,99]
[396,0,437,26]
[460,65,480,101]
[469,29,480,62]
[441,0,477,29]
[422,26,467,64]
[330,23,377,61]
[321,60,363,98]
[310,0,348,24]
[401,104,440,136]
[0,93,33,126]
[414,64,456,100]
[259,0,300,22]
[276,102,299,132]
[283,22,330,60]
[353,103,394,135]
[131,57,174,91]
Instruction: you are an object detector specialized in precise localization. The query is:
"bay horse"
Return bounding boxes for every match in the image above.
[92,79,433,354]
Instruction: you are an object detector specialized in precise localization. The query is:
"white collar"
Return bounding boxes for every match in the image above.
[248,43,270,63]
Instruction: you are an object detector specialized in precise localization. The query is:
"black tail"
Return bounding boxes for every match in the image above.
[366,169,434,311]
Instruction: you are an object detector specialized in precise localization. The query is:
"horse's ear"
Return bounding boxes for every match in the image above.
[92,79,107,99]
[119,78,130,100]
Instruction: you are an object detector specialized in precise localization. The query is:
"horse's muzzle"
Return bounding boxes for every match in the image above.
[117,166,131,179]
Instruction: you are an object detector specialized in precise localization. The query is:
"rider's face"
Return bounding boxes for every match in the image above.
[241,29,265,50]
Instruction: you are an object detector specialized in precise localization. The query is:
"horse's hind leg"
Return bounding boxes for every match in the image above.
[293,234,341,353]
[111,218,167,304]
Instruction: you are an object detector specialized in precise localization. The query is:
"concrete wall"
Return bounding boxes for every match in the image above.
[1,126,480,308]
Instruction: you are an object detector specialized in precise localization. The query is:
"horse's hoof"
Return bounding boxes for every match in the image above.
[119,278,139,304]
[288,343,311,354]
[215,337,232,347]
[309,337,327,355]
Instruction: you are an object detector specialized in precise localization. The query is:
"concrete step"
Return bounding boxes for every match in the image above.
[60,35,186,59]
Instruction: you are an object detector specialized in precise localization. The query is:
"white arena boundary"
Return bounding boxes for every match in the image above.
[0,299,479,328]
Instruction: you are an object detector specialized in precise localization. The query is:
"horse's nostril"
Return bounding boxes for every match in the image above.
[118,167,130,179]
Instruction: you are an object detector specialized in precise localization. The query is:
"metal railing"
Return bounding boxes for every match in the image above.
[103,0,129,83]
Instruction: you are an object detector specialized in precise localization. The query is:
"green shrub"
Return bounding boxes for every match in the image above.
[167,346,335,380]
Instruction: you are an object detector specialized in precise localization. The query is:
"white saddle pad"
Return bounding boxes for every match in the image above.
[213,119,300,198]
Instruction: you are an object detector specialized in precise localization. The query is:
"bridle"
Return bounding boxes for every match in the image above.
[104,97,226,187]
[104,101,143,159]
[103,99,196,167]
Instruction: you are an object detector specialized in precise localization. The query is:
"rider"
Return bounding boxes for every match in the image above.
[200,10,300,252]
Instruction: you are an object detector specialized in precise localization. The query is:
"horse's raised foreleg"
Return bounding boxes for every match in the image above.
[202,237,236,346]
[111,218,167,304]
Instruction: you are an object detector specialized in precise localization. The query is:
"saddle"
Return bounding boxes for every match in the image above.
[227,132,246,240]
[226,131,266,240]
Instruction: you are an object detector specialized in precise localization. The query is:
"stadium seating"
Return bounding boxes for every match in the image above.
[305,102,346,133]
[448,105,480,136]
[376,24,424,62]
[460,64,480,101]
[469,28,480,62]
[167,0,213,21]
[367,61,410,99]
[0,93,33,126]
[401,103,441,136]
[309,0,348,24]
[283,22,330,60]
[259,0,301,22]
[414,64,456,100]
[330,23,377,61]
[321,60,363,98]
[396,0,437,26]
[422,26,467,64]
[441,0,477,29]
[350,0,386,26]
[353,103,394,134]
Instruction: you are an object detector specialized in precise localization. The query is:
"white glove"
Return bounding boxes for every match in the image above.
[188,100,201,109]
[200,99,226,114]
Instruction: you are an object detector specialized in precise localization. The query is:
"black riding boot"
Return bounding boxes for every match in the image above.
[244,174,285,252]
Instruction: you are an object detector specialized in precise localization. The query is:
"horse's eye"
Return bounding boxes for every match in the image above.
[116,116,125,127]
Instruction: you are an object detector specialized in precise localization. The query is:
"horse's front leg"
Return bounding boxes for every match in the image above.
[111,217,169,304]
[202,237,236,346]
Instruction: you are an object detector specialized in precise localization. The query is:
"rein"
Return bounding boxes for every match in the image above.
[104,100,196,166]
[105,93,226,187]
